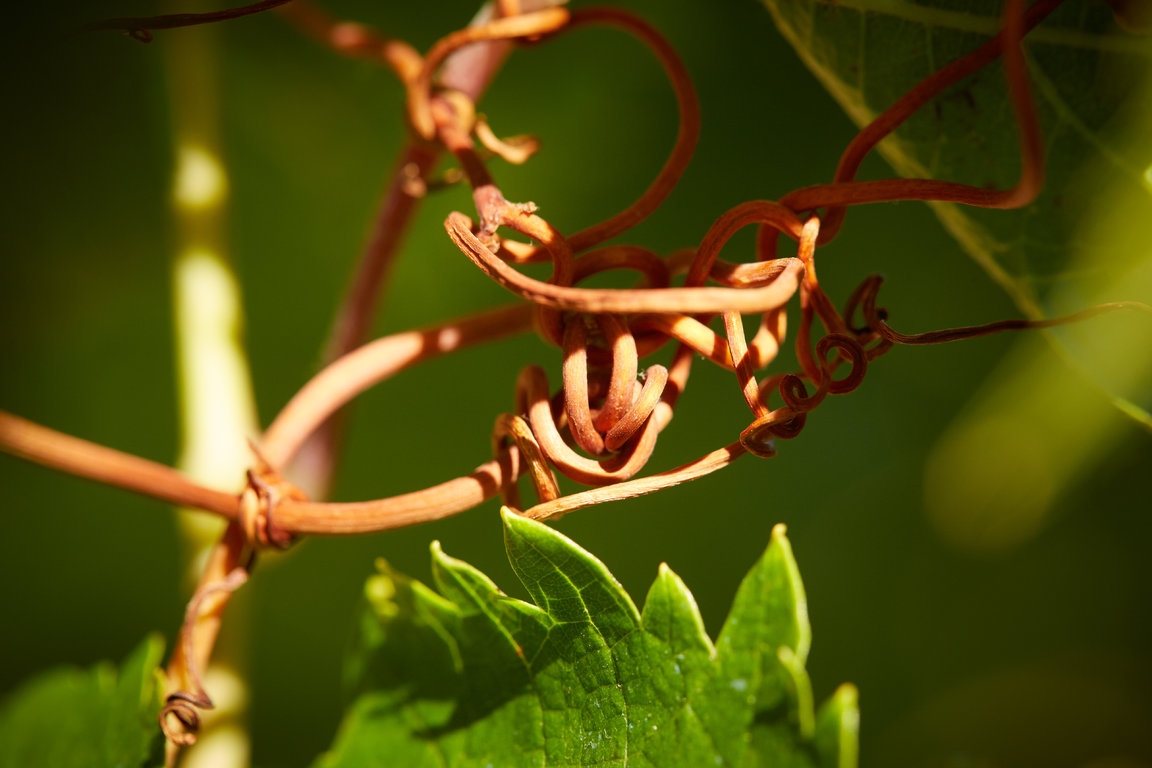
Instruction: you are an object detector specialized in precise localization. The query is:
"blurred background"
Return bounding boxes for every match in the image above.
[1,1,1149,766]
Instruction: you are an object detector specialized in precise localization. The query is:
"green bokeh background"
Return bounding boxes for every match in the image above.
[1,1,1149,766]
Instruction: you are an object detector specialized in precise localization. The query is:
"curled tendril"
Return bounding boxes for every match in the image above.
[739,406,804,454]
[160,690,211,746]
[12,0,1124,548]
[817,334,868,395]
[55,0,1102,551]
[778,374,821,414]
[159,567,250,746]
[784,0,1063,246]
[14,6,1152,759]
[516,364,662,487]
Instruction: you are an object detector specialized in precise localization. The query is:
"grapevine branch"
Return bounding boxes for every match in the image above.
[282,0,561,498]
[5,0,1149,758]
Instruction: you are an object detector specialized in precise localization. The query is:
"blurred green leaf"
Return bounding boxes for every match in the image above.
[0,634,165,768]
[759,0,1148,301]
[315,511,856,767]
[759,0,1152,424]
[815,683,860,768]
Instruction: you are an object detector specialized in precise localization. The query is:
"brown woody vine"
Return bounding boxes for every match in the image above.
[0,0,1144,762]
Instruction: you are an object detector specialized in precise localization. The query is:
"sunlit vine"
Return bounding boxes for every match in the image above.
[0,0,1145,761]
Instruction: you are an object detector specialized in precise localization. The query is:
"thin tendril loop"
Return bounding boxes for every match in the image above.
[817,333,868,394]
[739,413,789,456]
[160,692,207,746]
[778,373,822,413]
[688,201,804,288]
[536,6,702,253]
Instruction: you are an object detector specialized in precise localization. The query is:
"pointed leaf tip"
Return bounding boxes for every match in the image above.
[642,561,715,657]
[502,501,641,641]
[719,524,810,662]
[429,536,505,612]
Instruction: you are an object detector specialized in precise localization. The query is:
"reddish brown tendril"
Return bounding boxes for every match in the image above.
[779,0,1055,230]
[446,213,807,317]
[562,319,607,456]
[604,365,669,452]
[593,315,641,433]
[524,441,749,521]
[519,364,661,486]
[559,7,702,253]
[8,5,1148,759]
[859,275,1151,346]
[3,0,1108,547]
[409,8,572,140]
[160,566,250,746]
[492,413,559,509]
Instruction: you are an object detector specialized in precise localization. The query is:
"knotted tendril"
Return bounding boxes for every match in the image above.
[48,1,1151,757]
[237,445,307,550]
[425,0,1145,519]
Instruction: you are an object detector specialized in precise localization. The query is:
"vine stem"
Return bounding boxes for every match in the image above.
[0,410,238,518]
[285,140,439,498]
[288,0,566,499]
[0,302,536,537]
[263,303,533,469]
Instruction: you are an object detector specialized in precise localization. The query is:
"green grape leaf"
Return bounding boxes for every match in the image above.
[0,634,166,768]
[760,0,1152,423]
[315,510,858,767]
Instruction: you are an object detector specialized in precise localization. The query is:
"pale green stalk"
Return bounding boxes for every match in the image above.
[166,8,257,767]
